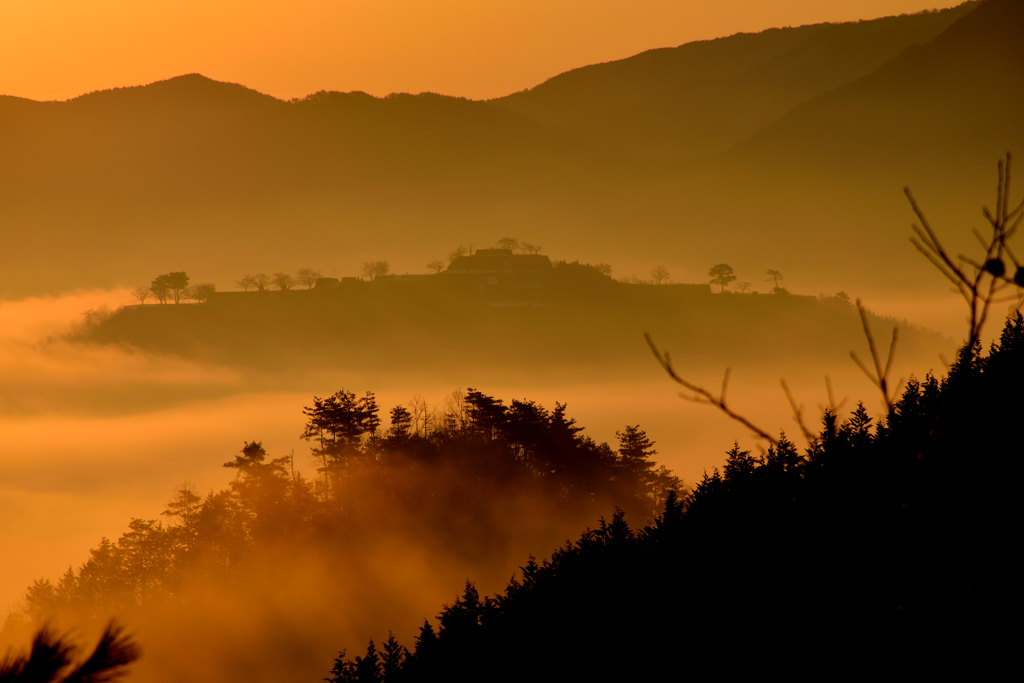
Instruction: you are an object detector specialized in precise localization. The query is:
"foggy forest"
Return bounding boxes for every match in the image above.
[1,0,1021,681]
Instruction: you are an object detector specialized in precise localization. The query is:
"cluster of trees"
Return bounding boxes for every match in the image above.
[133,272,216,304]
[619,263,784,288]
[232,264,392,290]
[235,268,324,292]
[550,260,612,278]
[360,261,389,281]
[298,388,679,518]
[708,264,789,294]
[129,262,791,302]
[8,389,679,632]
[323,312,1024,681]
[437,238,543,267]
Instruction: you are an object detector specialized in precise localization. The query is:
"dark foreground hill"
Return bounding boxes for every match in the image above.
[1,1,1019,300]
[323,312,1024,681]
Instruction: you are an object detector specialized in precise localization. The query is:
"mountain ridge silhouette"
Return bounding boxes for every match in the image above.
[0,0,1018,299]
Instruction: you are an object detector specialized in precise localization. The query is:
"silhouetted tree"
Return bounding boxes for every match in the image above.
[381,632,406,680]
[223,441,291,527]
[708,263,735,292]
[651,265,670,284]
[150,272,189,304]
[325,650,357,683]
[616,425,657,487]
[184,283,215,303]
[272,272,295,291]
[149,278,170,304]
[496,237,519,251]
[409,620,439,672]
[296,268,322,289]
[131,287,150,305]
[235,274,257,292]
[387,405,413,441]
[252,273,270,292]
[426,260,445,274]
[161,483,203,553]
[464,389,505,440]
[360,392,381,443]
[301,390,376,479]
[361,261,390,281]
[0,621,139,683]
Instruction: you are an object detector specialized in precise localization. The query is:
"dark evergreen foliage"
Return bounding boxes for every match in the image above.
[330,313,1024,681]
[0,621,139,683]
[11,391,677,631]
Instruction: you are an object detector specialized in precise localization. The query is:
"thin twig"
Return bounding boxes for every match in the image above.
[780,379,816,446]
[851,299,899,414]
[905,153,1022,351]
[645,334,778,446]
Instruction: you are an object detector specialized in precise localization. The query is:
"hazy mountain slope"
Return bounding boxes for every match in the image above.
[0,76,623,296]
[687,0,1024,290]
[730,0,1023,167]
[0,2,1016,306]
[492,3,978,159]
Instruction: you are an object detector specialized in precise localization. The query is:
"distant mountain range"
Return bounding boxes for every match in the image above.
[1,0,1020,300]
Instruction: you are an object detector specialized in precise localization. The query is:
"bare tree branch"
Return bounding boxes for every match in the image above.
[645,334,778,446]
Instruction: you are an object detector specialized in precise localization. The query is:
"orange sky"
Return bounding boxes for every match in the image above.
[1,0,961,102]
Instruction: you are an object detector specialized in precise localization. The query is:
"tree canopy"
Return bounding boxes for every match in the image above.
[149,272,189,304]
[707,263,735,292]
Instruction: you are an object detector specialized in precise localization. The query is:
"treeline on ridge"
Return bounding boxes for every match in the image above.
[323,313,1024,681]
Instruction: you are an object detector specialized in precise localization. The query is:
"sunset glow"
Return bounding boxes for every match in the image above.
[1,1,1018,679]
[2,0,959,101]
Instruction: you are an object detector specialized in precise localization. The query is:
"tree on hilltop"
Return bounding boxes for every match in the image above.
[184,283,216,303]
[651,265,670,285]
[132,286,151,304]
[296,268,322,289]
[236,274,257,292]
[273,272,296,291]
[361,261,390,281]
[426,260,446,274]
[708,263,736,292]
[150,272,189,303]
[765,269,789,294]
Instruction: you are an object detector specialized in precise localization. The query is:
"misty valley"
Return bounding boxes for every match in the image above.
[1,1,1022,681]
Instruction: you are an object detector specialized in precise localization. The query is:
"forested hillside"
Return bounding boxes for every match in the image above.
[323,312,1024,681]
[2,390,679,683]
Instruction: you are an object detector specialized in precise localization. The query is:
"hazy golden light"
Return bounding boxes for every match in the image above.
[0,1,1009,677]
[1,1,961,101]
